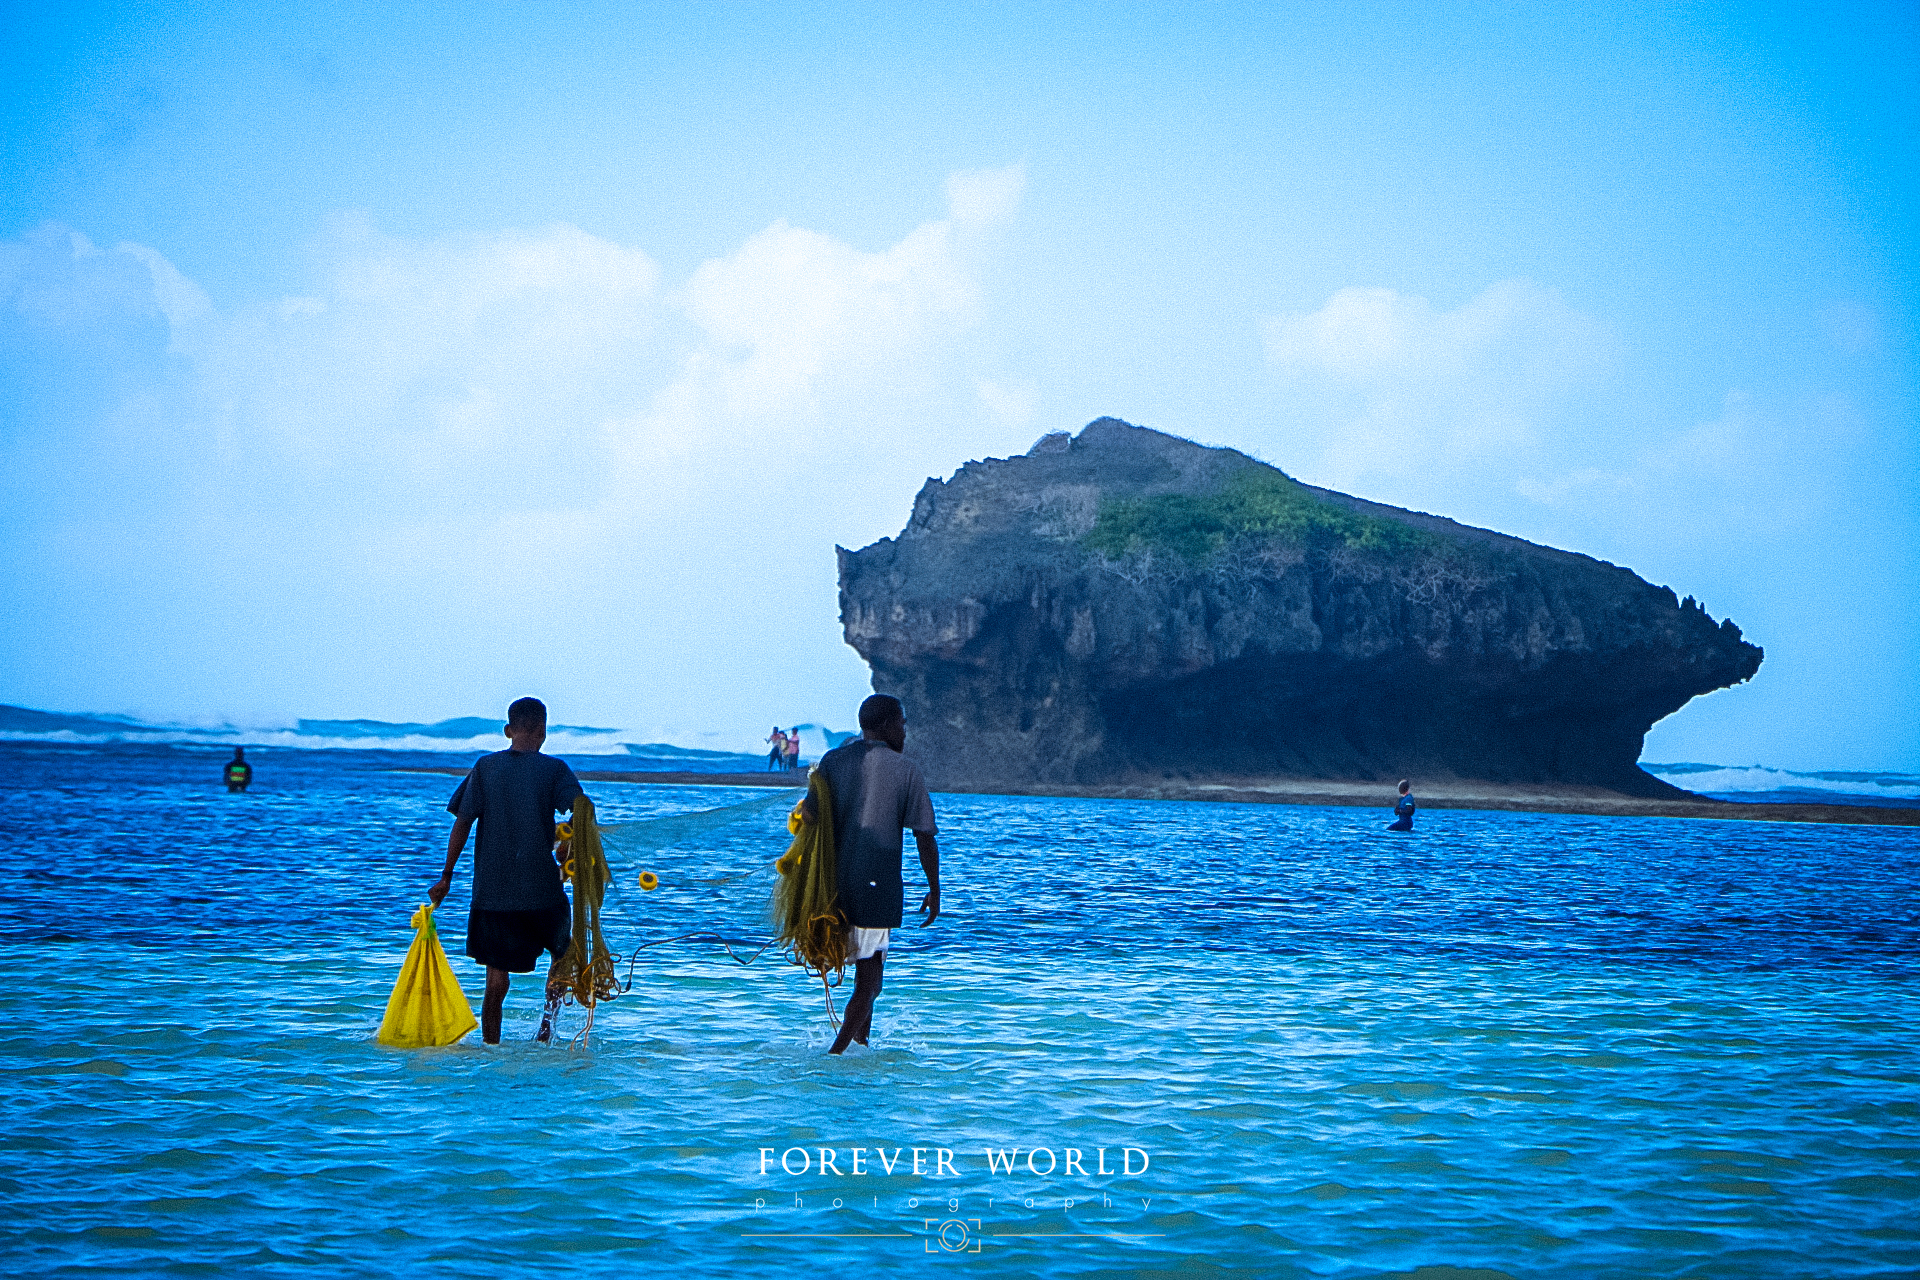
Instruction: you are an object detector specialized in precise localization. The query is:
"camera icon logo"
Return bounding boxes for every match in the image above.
[925,1217,983,1253]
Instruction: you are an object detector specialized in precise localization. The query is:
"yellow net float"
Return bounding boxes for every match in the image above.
[638,871,659,891]
[556,822,574,841]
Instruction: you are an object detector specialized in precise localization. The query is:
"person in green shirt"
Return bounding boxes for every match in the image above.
[224,748,252,793]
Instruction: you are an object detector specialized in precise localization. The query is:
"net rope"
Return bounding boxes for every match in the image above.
[770,771,850,1020]
[542,782,850,1043]
[549,795,620,1045]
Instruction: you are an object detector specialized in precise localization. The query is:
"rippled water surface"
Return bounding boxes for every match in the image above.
[4,742,1918,1278]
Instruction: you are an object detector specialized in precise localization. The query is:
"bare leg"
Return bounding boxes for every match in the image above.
[536,957,564,1043]
[851,952,882,1044]
[829,953,884,1055]
[482,967,510,1045]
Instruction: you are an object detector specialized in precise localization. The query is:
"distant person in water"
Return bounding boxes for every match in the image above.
[784,729,801,771]
[767,726,787,771]
[429,697,583,1045]
[1388,779,1416,832]
[803,694,940,1055]
[224,747,252,793]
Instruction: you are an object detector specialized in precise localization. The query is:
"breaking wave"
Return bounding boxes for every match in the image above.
[0,703,783,768]
[1646,762,1920,807]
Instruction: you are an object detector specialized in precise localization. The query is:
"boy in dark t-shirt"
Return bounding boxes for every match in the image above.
[428,697,583,1044]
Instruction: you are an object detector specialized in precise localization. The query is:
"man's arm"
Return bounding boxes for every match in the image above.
[429,815,475,905]
[916,831,940,925]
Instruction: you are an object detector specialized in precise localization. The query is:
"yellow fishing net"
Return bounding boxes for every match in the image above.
[551,796,620,1028]
[376,903,478,1048]
[772,771,848,985]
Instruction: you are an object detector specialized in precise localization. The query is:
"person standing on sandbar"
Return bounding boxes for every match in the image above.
[804,694,940,1055]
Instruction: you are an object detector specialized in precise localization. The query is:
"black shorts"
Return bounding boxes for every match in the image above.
[466,904,572,973]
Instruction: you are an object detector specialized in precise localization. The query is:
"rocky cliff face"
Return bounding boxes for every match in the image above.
[839,419,1762,798]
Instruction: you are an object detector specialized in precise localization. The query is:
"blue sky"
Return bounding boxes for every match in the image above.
[2,1,1914,768]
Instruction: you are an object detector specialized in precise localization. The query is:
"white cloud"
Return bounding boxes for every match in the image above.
[945,162,1026,229]
[680,217,971,412]
[117,241,212,338]
[1515,391,1809,515]
[132,216,672,496]
[976,377,1037,425]
[8,163,1029,503]
[1253,278,1873,562]
[1,224,177,335]
[1513,466,1635,505]
[1264,279,1603,381]
[677,162,1023,420]
[0,169,1034,742]
[1261,279,1609,497]
[1259,281,1865,557]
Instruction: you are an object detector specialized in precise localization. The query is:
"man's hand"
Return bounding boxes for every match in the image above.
[915,830,940,926]
[428,874,451,906]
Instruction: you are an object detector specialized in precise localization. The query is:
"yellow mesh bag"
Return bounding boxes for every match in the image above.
[376,902,478,1048]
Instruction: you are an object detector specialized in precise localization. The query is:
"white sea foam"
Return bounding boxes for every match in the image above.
[1645,762,1920,801]
[262,728,643,755]
[0,705,825,760]
[1,724,658,757]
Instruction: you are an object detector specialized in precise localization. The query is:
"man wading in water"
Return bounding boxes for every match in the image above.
[804,694,940,1055]
[429,697,582,1044]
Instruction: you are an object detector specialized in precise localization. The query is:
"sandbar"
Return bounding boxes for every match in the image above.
[396,767,1916,827]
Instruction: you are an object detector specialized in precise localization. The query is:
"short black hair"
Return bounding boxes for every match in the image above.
[858,694,904,731]
[508,697,548,728]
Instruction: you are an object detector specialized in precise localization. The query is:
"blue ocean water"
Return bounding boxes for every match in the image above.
[2,740,1917,1278]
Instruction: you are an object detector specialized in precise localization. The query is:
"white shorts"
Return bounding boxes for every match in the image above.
[848,927,890,961]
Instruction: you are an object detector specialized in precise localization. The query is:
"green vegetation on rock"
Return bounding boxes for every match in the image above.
[1083,465,1432,562]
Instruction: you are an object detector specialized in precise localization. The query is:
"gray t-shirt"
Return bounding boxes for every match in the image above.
[447,749,582,911]
[816,740,937,929]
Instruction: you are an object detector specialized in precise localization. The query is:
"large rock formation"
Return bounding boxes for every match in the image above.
[838,418,1762,798]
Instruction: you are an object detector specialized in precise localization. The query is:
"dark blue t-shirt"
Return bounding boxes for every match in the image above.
[448,750,582,911]
[816,740,937,928]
